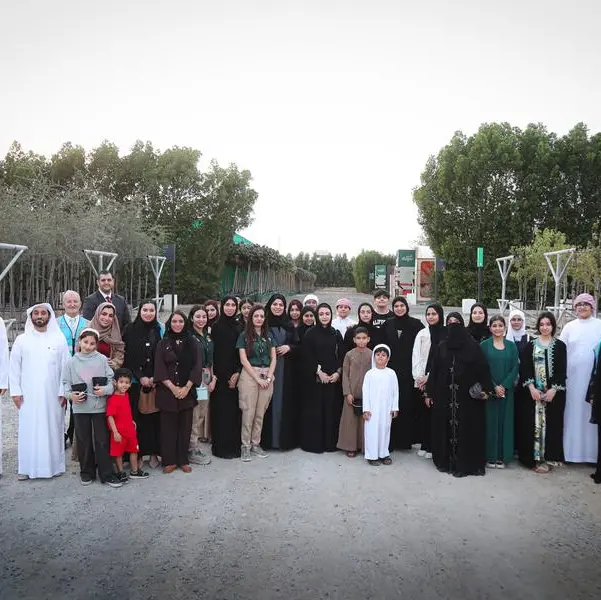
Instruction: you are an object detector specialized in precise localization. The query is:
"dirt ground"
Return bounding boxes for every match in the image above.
[1,289,601,600]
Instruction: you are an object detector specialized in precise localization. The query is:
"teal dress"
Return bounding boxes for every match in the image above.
[480,337,519,463]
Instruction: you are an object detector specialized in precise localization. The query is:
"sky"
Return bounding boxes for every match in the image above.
[1,0,600,258]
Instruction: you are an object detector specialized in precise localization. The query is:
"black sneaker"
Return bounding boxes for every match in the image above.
[102,474,123,488]
[80,474,94,486]
[129,469,149,479]
[116,471,129,483]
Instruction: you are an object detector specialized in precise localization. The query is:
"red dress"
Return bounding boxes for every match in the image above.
[106,393,139,456]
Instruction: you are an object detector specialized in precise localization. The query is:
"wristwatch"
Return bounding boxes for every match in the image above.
[266,377,272,383]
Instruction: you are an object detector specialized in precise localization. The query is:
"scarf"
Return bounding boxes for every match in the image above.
[506,308,526,342]
[426,302,446,346]
[89,301,125,354]
[467,302,489,342]
[266,293,289,328]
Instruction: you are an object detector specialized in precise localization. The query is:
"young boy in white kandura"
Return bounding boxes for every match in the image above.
[363,343,399,466]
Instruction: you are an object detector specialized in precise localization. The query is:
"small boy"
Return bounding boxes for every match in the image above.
[338,327,372,457]
[363,344,399,465]
[371,290,394,328]
[331,298,357,337]
[106,368,149,481]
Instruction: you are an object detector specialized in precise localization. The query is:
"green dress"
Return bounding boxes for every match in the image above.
[480,337,519,463]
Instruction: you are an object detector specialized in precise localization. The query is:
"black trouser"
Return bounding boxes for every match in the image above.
[73,413,114,481]
[66,401,75,444]
[160,408,194,467]
[594,424,601,483]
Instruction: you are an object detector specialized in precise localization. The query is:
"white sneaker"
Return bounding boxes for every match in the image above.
[411,443,421,450]
[495,461,505,469]
[241,446,251,462]
[486,462,497,469]
[417,450,426,457]
[424,452,433,459]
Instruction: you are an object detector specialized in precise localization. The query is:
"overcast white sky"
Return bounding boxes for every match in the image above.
[1,0,600,257]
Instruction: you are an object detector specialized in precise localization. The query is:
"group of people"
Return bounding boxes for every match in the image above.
[1,271,601,487]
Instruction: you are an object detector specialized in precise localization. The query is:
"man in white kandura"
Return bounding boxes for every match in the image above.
[559,293,601,464]
[9,303,70,480]
[0,316,9,479]
[362,343,399,466]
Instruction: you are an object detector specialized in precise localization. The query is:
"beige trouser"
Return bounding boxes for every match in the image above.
[238,368,273,448]
[190,399,211,449]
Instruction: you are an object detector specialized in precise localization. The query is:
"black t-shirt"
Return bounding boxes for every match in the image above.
[371,310,394,328]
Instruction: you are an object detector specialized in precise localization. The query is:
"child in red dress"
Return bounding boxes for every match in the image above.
[107,368,149,481]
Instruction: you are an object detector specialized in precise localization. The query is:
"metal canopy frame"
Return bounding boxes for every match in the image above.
[544,248,576,317]
[0,243,28,284]
[83,249,118,277]
[147,255,167,312]
[495,254,514,314]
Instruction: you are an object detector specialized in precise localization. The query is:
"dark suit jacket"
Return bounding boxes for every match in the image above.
[82,290,131,333]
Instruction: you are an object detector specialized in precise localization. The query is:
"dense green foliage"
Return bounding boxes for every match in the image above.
[0,140,288,304]
[414,122,601,305]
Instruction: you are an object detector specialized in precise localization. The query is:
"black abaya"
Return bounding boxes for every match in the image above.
[426,325,492,476]
[383,301,424,450]
[210,311,242,459]
[300,318,345,454]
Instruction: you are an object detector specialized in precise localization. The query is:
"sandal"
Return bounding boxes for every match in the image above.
[346,451,357,458]
[381,456,392,465]
[368,459,381,466]
[534,463,550,474]
[149,456,160,469]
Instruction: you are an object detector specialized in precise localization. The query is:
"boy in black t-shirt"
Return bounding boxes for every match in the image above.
[371,290,394,328]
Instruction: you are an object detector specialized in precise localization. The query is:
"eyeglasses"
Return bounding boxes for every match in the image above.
[575,302,591,308]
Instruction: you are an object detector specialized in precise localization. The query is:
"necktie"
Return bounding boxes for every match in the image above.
[106,295,112,304]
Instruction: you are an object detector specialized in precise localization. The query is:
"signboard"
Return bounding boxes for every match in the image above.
[477,247,484,268]
[397,249,415,267]
[374,264,387,288]
[395,249,415,295]
[417,259,435,302]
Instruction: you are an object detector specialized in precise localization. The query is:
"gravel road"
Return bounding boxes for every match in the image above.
[1,289,600,600]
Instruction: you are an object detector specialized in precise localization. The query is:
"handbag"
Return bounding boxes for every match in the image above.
[469,382,483,399]
[138,387,159,414]
[352,398,363,417]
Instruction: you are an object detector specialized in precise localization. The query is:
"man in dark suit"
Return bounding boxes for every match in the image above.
[82,270,131,332]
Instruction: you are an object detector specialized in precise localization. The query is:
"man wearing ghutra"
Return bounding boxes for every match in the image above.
[9,303,70,480]
[559,293,601,463]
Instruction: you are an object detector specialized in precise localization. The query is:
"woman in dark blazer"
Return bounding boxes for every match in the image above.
[154,310,203,473]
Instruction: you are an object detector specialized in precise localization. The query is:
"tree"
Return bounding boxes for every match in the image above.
[353,250,394,293]
[414,122,601,304]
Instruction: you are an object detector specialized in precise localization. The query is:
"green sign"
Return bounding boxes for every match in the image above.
[397,249,416,267]
[477,247,484,268]
[374,264,387,288]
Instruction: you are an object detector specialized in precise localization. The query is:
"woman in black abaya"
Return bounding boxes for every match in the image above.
[210,296,242,459]
[384,296,424,450]
[300,303,346,453]
[261,293,299,450]
[426,312,492,477]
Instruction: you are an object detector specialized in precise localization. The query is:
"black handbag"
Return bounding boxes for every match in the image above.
[352,398,363,417]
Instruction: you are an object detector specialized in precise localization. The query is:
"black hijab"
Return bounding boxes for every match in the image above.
[165,310,195,374]
[211,295,241,378]
[122,299,161,374]
[266,293,289,329]
[298,306,316,343]
[315,302,334,330]
[446,312,469,350]
[467,303,490,343]
[426,302,446,346]
[356,302,377,334]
